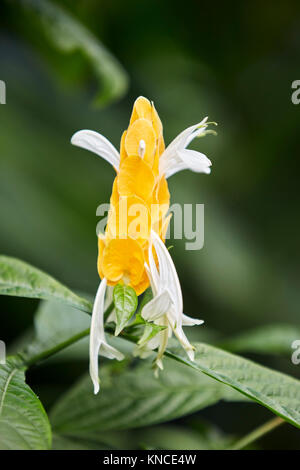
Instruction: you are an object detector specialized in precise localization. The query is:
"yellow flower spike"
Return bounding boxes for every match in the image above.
[71,95,213,393]
[106,194,151,244]
[155,176,170,212]
[129,96,152,124]
[119,130,128,165]
[151,102,163,137]
[133,268,151,296]
[117,155,156,202]
[97,236,106,279]
[101,237,145,288]
[110,177,119,207]
[125,118,157,166]
[152,134,165,176]
[156,176,170,205]
[150,176,170,228]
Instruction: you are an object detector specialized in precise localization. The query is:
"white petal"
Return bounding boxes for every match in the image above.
[100,342,124,361]
[185,124,209,146]
[172,324,195,361]
[147,242,160,293]
[71,130,120,170]
[151,230,183,320]
[89,278,107,394]
[144,262,157,296]
[186,348,195,362]
[155,316,169,368]
[142,289,172,321]
[159,117,213,178]
[164,152,211,178]
[179,148,211,167]
[89,278,124,394]
[163,118,208,156]
[159,118,208,173]
[182,314,204,326]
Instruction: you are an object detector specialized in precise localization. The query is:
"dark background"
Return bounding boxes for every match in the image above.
[0,0,299,449]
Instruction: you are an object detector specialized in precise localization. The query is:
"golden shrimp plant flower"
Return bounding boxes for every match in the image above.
[71,97,213,393]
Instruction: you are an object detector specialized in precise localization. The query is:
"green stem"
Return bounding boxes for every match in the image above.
[23,301,115,367]
[22,311,187,369]
[230,416,284,450]
[24,328,90,367]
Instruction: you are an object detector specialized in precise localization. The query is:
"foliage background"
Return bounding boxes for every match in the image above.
[0,0,300,449]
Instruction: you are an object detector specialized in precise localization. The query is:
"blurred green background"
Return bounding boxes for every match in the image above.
[0,0,300,449]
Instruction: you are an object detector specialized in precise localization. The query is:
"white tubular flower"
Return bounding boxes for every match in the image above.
[89,278,124,394]
[141,230,204,368]
[159,117,212,178]
[71,130,120,170]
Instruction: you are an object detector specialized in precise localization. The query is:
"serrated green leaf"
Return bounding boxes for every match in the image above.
[20,0,128,105]
[113,284,138,336]
[50,357,241,434]
[0,357,51,450]
[0,256,92,314]
[167,342,300,429]
[220,323,300,355]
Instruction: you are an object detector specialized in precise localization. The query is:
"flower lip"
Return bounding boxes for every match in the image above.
[159,117,214,178]
[89,277,124,394]
[71,129,120,170]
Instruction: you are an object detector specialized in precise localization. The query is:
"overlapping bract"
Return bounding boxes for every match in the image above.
[98,97,170,295]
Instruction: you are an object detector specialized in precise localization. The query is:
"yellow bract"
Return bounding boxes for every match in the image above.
[106,194,151,243]
[125,118,156,166]
[97,96,170,295]
[129,96,153,124]
[102,238,145,286]
[117,156,155,202]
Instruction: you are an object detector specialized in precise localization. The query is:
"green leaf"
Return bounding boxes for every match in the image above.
[0,256,92,314]
[19,0,128,105]
[167,343,300,429]
[113,284,138,336]
[0,357,51,450]
[132,423,232,450]
[21,299,90,364]
[53,423,232,450]
[52,434,113,450]
[50,357,241,435]
[219,323,300,355]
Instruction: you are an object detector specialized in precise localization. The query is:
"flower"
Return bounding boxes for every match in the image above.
[71,96,213,393]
